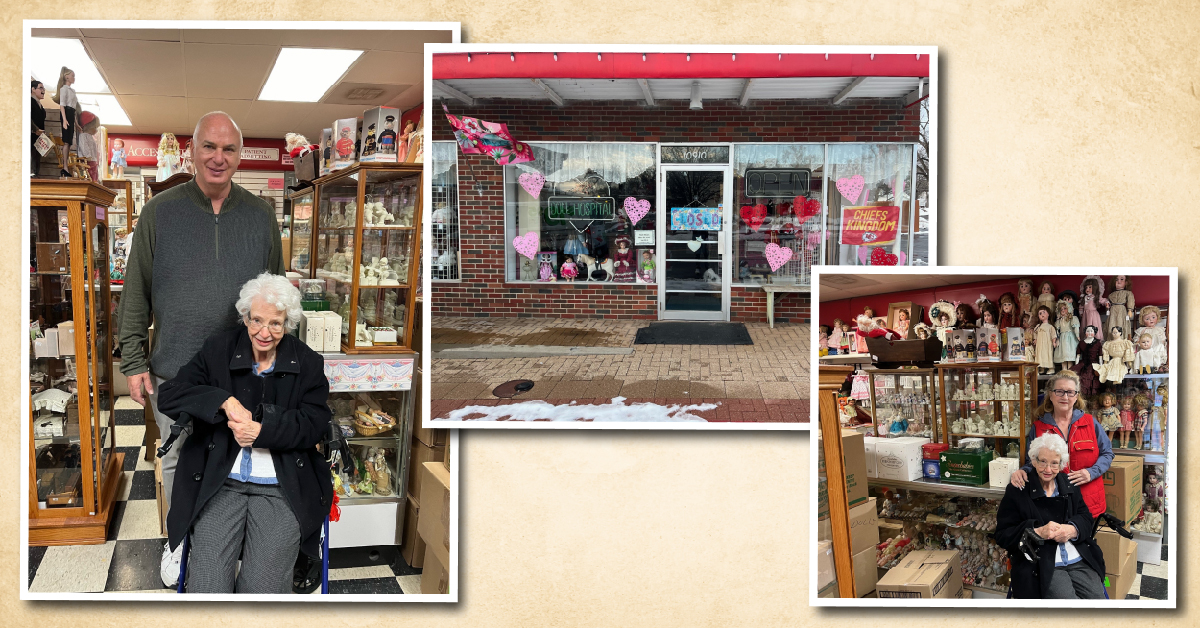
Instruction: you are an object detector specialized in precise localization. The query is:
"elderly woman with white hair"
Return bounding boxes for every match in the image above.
[993,432,1107,599]
[156,273,332,593]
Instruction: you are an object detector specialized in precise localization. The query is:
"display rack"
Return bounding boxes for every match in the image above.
[937,361,1038,464]
[866,368,939,441]
[310,163,422,354]
[29,180,123,546]
[430,142,459,281]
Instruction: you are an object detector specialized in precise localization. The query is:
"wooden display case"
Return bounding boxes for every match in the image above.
[288,187,315,275]
[866,368,939,441]
[309,163,421,354]
[29,180,123,546]
[937,361,1038,463]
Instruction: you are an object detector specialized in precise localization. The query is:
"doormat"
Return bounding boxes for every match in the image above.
[634,322,753,345]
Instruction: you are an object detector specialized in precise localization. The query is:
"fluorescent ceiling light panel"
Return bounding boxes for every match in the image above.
[259,48,364,102]
[76,94,132,126]
[28,37,111,94]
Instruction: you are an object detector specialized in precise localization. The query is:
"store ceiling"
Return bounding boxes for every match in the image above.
[30,27,454,142]
[818,274,1025,302]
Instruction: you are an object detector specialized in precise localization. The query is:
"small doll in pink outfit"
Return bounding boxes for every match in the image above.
[560,255,578,281]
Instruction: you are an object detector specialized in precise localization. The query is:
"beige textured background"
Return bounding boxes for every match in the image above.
[3,1,1198,623]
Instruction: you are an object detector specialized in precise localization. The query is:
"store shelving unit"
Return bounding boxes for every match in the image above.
[866,368,939,441]
[29,180,123,546]
[937,361,1038,464]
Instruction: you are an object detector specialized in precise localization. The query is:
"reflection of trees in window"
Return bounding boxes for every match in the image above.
[666,171,721,211]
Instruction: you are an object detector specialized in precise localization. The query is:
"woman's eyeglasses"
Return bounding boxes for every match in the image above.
[1032,458,1062,469]
[246,317,284,334]
[1049,389,1078,398]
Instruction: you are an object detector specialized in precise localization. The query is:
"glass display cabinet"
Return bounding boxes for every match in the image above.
[288,187,314,275]
[867,368,939,441]
[29,180,122,546]
[937,362,1038,463]
[311,163,421,354]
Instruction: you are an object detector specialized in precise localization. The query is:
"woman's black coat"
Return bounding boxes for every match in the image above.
[157,328,332,558]
[993,473,1106,598]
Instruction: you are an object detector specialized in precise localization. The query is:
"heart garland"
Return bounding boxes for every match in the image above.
[512,231,540,260]
[857,247,907,266]
[835,175,865,204]
[623,197,651,226]
[794,197,821,223]
[764,243,793,272]
[518,171,545,198]
[739,204,767,231]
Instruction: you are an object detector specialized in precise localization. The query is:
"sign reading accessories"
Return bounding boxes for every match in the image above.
[545,196,616,221]
[744,168,811,197]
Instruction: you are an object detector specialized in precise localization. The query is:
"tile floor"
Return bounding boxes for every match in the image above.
[27,400,421,595]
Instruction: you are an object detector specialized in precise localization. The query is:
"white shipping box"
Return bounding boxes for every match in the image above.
[988,457,1020,488]
[320,311,342,352]
[875,437,930,481]
[863,436,881,478]
[300,311,325,351]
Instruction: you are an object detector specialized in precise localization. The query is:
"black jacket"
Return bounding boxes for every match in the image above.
[993,473,1106,598]
[157,328,332,558]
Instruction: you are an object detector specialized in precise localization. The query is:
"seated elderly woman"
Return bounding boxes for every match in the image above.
[994,432,1107,599]
[157,273,331,593]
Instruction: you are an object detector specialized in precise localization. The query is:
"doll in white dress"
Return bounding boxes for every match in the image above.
[1132,332,1166,374]
[1133,305,1167,372]
[1094,326,1134,383]
[1032,305,1058,374]
[156,132,181,180]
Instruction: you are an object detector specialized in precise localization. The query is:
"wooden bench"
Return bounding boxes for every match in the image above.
[760,284,810,328]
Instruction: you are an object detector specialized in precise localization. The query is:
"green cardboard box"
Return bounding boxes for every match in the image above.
[939,449,994,485]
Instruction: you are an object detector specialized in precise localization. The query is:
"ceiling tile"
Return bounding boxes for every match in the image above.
[240,101,315,139]
[342,50,424,85]
[384,84,424,112]
[184,98,255,131]
[117,95,189,132]
[86,38,185,96]
[182,43,278,100]
[323,82,412,107]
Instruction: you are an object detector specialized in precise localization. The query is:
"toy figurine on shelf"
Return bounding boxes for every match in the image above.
[1036,280,1056,315]
[1107,275,1135,340]
[156,132,181,180]
[1096,392,1121,444]
[109,138,127,179]
[638,250,655,283]
[560,255,579,281]
[839,321,853,354]
[1134,305,1167,372]
[1079,276,1106,339]
[1053,298,1080,369]
[818,326,830,357]
[828,318,844,354]
[1095,326,1134,383]
[1118,395,1135,449]
[538,252,555,282]
[929,300,956,362]
[1016,278,1034,328]
[997,292,1019,332]
[1073,325,1103,395]
[1132,393,1150,450]
[1133,331,1166,374]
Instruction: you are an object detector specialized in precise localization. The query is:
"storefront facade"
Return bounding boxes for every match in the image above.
[431,52,929,323]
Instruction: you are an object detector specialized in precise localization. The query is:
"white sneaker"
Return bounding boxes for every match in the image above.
[160,540,183,588]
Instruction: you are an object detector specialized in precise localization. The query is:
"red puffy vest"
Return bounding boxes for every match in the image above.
[1034,414,1106,517]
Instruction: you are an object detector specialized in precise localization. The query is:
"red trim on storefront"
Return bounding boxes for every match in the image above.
[106,133,289,171]
[433,52,929,80]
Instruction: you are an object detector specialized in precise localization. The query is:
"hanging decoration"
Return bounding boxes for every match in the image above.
[623,197,651,226]
[835,175,865,204]
[857,246,906,266]
[512,231,540,260]
[739,203,768,231]
[442,103,533,164]
[764,243,794,272]
[686,236,703,252]
[795,196,822,223]
[518,171,545,197]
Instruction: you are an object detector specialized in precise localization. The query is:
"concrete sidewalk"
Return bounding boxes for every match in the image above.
[429,317,810,423]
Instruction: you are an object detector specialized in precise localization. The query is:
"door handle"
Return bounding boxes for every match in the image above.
[717,231,725,256]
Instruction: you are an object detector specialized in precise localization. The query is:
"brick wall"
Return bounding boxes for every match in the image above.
[432,98,913,321]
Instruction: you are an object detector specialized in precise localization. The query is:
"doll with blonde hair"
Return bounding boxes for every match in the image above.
[1133,305,1167,372]
[156,132,181,180]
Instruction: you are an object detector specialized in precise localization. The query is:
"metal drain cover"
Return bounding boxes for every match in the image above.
[492,379,535,398]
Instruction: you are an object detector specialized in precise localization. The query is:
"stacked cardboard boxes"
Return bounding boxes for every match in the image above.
[877,550,965,599]
[416,461,451,594]
[1103,456,1143,524]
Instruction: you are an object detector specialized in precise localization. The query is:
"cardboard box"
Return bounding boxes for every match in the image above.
[1004,327,1025,361]
[816,540,835,590]
[359,106,401,163]
[56,321,75,356]
[1104,543,1137,600]
[922,459,940,480]
[407,440,449,502]
[862,436,880,478]
[939,449,994,485]
[876,437,930,481]
[294,148,319,181]
[1103,457,1143,523]
[988,457,1020,488]
[36,241,69,273]
[331,118,358,171]
[320,311,342,352]
[840,430,870,508]
[1096,528,1135,575]
[400,495,426,569]
[299,311,324,351]
[852,545,879,597]
[416,461,451,568]
[420,550,449,595]
[33,333,59,359]
[876,550,964,599]
[414,423,448,448]
[848,497,880,555]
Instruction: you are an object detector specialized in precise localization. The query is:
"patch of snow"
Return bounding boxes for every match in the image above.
[434,396,716,422]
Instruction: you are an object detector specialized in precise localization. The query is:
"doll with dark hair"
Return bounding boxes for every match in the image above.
[997,292,1019,331]
[1079,276,1106,338]
[955,302,976,329]
[1072,325,1104,396]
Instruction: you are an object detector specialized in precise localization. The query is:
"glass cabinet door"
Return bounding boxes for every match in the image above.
[86,212,115,510]
[290,190,314,275]
[870,370,937,440]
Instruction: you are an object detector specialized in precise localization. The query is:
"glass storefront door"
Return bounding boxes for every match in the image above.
[656,166,732,320]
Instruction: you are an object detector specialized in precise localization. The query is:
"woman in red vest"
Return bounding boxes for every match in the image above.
[1010,370,1113,518]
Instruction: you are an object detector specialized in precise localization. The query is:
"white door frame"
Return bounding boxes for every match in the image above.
[656,163,734,321]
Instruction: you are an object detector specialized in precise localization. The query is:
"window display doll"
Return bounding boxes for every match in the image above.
[109,138,127,179]
[1097,392,1121,441]
[1053,298,1080,369]
[1032,305,1058,374]
[563,233,588,257]
[1079,276,1106,338]
[955,302,976,329]
[538,252,555,282]
[1072,325,1103,395]
[1016,278,1034,328]
[1094,326,1134,383]
[1117,395,1136,449]
[1036,280,1056,314]
[156,132,181,180]
[1106,275,1135,340]
[560,255,579,281]
[894,308,911,339]
[612,236,635,282]
[638,250,655,283]
[1134,305,1167,372]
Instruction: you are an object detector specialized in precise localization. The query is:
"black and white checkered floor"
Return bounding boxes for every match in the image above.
[27,399,423,594]
[1124,516,1170,600]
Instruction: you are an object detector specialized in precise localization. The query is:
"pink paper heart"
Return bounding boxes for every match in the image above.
[512,231,540,260]
[518,171,545,198]
[623,197,650,226]
[764,243,793,272]
[857,247,870,265]
[836,175,865,204]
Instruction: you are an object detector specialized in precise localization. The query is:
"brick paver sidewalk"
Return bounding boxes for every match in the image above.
[430,317,810,423]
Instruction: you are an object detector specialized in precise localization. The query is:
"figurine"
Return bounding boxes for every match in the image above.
[381,290,399,323]
[1073,325,1103,395]
[997,292,1019,331]
[1036,280,1056,315]
[1096,392,1121,441]
[1031,305,1057,373]
[828,318,845,354]
[929,301,956,362]
[560,255,579,281]
[361,123,377,157]
[1132,394,1150,450]
[156,132,181,180]
[1079,276,1106,339]
[612,236,635,282]
[913,322,931,340]
[1053,298,1080,369]
[391,256,411,282]
[638,250,655,283]
[380,116,399,155]
[366,448,391,495]
[839,322,853,354]
[109,138,127,179]
[1143,470,1164,504]
[955,302,976,330]
[1133,331,1166,374]
[354,321,372,346]
[818,326,830,357]
[373,256,397,285]
[335,124,355,160]
[1133,305,1167,372]
[1095,326,1134,383]
[1016,278,1034,328]
[1107,275,1135,341]
[538,252,555,282]
[1117,395,1136,449]
[181,139,194,174]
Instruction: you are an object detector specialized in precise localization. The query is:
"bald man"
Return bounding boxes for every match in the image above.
[117,112,283,586]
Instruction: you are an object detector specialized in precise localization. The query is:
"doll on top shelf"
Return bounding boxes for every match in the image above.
[1133,305,1167,373]
[1016,278,1034,328]
[1031,305,1058,374]
[997,292,1019,332]
[1053,298,1080,370]
[1035,280,1056,316]
[1079,276,1107,340]
[955,302,976,330]
[1107,275,1135,340]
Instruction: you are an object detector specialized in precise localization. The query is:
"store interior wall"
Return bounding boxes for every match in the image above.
[818,274,1170,326]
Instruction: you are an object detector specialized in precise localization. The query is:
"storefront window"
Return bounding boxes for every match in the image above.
[824,144,915,266]
[733,144,825,286]
[505,143,656,282]
[430,141,460,281]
